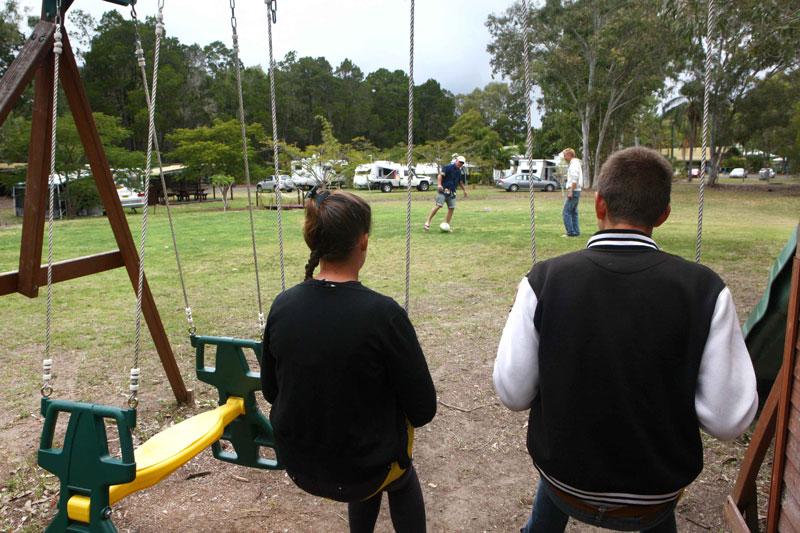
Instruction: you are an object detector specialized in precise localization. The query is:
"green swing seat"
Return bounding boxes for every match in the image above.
[38,336,281,533]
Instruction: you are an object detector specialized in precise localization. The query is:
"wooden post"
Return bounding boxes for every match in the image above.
[57,34,191,404]
[0,18,190,404]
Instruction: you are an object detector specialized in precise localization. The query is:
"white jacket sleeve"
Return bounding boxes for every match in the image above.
[494,278,540,411]
[695,287,758,440]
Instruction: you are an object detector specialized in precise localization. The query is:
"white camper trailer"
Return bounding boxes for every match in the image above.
[352,161,435,192]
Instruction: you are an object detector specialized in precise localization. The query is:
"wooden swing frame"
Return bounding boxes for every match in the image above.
[0,0,190,403]
[726,225,800,532]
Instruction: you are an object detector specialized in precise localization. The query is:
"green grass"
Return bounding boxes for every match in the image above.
[0,182,797,411]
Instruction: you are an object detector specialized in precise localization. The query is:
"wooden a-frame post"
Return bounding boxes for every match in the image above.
[0,2,191,404]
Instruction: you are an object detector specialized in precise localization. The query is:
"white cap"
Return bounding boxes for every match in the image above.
[456,155,466,163]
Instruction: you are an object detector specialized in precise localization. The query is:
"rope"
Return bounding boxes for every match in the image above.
[130,0,165,409]
[521,0,537,266]
[266,0,286,293]
[42,0,63,398]
[130,6,195,336]
[696,0,717,264]
[404,0,415,313]
[230,0,266,331]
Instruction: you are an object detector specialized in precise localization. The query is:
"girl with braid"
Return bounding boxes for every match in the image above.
[261,188,437,533]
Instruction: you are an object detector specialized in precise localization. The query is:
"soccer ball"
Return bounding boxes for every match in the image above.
[439,222,451,232]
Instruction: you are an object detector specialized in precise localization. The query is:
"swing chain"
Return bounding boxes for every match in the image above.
[130,6,196,336]
[266,0,287,292]
[42,0,62,397]
[230,0,267,332]
[267,0,277,23]
[521,0,537,267]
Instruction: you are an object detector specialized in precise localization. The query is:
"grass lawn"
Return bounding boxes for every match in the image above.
[0,181,797,530]
[0,181,797,414]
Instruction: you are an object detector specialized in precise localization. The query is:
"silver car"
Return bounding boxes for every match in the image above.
[496,172,559,192]
[257,175,295,192]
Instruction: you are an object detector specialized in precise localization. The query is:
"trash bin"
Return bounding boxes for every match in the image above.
[12,183,24,217]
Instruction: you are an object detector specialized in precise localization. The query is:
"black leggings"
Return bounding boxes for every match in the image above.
[347,466,426,533]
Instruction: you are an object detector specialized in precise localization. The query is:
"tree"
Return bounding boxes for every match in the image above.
[364,68,409,148]
[681,0,800,183]
[488,0,686,186]
[414,79,456,144]
[448,110,503,181]
[457,82,526,145]
[0,0,25,77]
[732,71,800,170]
[662,80,703,179]
[168,119,267,210]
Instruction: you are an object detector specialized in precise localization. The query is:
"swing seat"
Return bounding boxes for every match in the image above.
[64,397,245,523]
[39,336,281,531]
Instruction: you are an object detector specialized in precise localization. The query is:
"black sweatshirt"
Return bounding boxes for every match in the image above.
[262,279,436,483]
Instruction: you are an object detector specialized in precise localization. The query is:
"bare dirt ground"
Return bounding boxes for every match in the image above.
[0,286,773,532]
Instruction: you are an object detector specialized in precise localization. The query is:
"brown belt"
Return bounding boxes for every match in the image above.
[547,481,679,519]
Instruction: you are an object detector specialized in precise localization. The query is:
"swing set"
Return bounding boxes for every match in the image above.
[1,0,423,529]
[0,0,292,530]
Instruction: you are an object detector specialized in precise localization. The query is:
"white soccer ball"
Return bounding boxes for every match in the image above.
[439,222,451,232]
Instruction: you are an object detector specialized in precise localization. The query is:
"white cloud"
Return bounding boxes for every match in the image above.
[19,0,517,95]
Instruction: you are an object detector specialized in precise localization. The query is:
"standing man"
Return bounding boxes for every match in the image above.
[562,148,582,237]
[424,155,468,232]
[494,147,757,532]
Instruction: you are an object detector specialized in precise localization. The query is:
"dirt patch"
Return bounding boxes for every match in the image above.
[0,286,767,532]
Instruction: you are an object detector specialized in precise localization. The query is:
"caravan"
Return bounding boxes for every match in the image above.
[352,161,437,192]
[498,157,559,185]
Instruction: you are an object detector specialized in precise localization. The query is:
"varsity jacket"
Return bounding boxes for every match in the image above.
[493,230,758,506]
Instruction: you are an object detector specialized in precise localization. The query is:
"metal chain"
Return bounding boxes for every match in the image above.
[130,7,195,336]
[131,0,165,409]
[42,0,63,398]
[230,0,266,330]
[521,0,537,266]
[403,0,415,313]
[696,0,717,264]
[266,0,286,293]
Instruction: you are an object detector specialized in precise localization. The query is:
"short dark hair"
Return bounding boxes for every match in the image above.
[596,147,672,227]
[303,191,372,280]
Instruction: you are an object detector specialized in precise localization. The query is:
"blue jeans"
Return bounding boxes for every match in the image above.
[522,479,678,532]
[562,191,580,236]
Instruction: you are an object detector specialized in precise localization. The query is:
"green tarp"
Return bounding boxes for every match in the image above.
[742,226,798,402]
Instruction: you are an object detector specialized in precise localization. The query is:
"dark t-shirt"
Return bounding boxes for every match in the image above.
[262,278,436,483]
[440,163,465,194]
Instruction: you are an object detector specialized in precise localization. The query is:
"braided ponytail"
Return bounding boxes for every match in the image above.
[304,249,321,281]
[302,191,371,281]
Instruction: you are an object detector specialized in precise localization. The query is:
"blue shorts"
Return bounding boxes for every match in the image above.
[435,192,456,209]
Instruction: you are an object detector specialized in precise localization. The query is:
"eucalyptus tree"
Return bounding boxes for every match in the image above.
[487,0,686,186]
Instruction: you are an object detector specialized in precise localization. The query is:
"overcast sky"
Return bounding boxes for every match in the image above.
[19,0,518,96]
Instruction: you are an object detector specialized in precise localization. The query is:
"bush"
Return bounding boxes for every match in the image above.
[0,169,25,197]
[68,177,102,215]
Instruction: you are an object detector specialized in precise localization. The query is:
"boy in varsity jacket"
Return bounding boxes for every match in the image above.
[493,147,758,532]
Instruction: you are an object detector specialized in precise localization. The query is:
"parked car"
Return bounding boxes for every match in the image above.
[759,168,776,180]
[730,168,748,179]
[257,175,294,192]
[116,184,146,211]
[495,173,559,192]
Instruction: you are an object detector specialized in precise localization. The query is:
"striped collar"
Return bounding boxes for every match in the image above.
[587,230,659,251]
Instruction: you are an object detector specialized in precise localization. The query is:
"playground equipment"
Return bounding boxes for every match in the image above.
[726,225,800,532]
[0,0,285,530]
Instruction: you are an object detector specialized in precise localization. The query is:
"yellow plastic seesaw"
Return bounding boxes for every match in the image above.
[66,396,245,523]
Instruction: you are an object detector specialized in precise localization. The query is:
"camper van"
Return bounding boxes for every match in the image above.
[290,159,344,190]
[352,161,436,192]
[500,157,559,184]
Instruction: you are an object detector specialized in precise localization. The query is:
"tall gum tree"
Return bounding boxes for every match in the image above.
[487,0,685,186]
